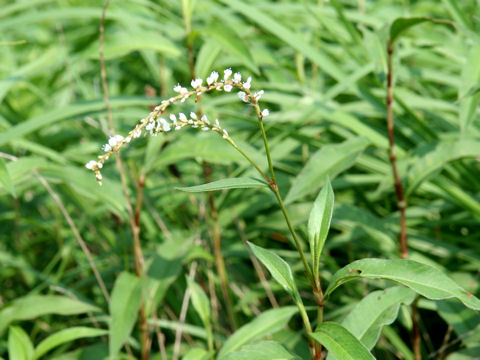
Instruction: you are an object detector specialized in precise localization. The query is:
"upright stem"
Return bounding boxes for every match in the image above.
[386,39,408,259]
[387,39,420,360]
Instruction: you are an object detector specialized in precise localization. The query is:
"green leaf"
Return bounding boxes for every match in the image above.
[176,177,268,193]
[286,137,369,203]
[33,327,108,360]
[247,242,301,304]
[459,45,480,133]
[310,323,375,360]
[308,179,334,279]
[186,278,211,328]
[221,0,345,81]
[325,259,480,311]
[8,326,34,360]
[85,31,181,60]
[195,40,222,79]
[0,158,16,197]
[217,306,298,358]
[221,341,302,360]
[327,287,416,359]
[204,22,259,74]
[389,17,452,46]
[0,296,100,334]
[405,138,480,196]
[109,272,143,358]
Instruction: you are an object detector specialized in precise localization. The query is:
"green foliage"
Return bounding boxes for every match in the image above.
[1,0,480,359]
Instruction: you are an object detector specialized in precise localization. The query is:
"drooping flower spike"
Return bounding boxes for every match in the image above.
[86,69,270,184]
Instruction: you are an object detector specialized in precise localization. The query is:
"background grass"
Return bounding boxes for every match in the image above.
[1,0,480,359]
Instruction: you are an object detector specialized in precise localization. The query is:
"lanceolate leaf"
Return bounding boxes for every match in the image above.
[187,278,211,328]
[176,177,268,193]
[248,242,302,304]
[285,137,369,203]
[0,296,100,334]
[327,287,416,359]
[221,341,302,360]
[389,17,452,46]
[109,272,144,358]
[218,307,298,358]
[0,158,16,197]
[310,323,375,360]
[33,327,108,359]
[325,259,480,311]
[406,138,480,196]
[8,326,34,360]
[308,179,334,279]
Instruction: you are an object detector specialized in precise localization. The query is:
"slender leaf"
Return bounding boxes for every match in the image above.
[390,17,452,46]
[248,242,301,304]
[222,341,302,360]
[33,327,107,360]
[187,278,211,328]
[0,296,100,334]
[325,259,480,311]
[405,138,480,196]
[310,323,375,360]
[327,287,416,359]
[218,306,298,358]
[176,177,268,193]
[221,0,345,81]
[308,179,334,279]
[0,158,16,197]
[109,272,143,358]
[286,137,369,203]
[8,326,34,360]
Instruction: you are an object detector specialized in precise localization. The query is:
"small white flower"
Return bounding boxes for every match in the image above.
[215,119,220,127]
[175,125,182,130]
[169,114,177,124]
[237,91,248,102]
[125,136,132,143]
[179,113,188,122]
[207,71,219,85]
[173,83,182,93]
[132,128,142,138]
[202,126,210,131]
[190,112,197,120]
[201,114,209,124]
[233,72,242,82]
[243,76,252,89]
[103,144,112,152]
[188,119,194,124]
[262,109,270,117]
[163,122,171,132]
[96,173,103,181]
[224,68,232,80]
[224,84,233,92]
[222,129,229,139]
[85,160,97,169]
[146,122,155,131]
[254,90,264,100]
[191,78,203,89]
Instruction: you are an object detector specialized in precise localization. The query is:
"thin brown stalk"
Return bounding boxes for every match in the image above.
[386,39,408,260]
[387,39,420,360]
[35,170,110,303]
[99,2,149,358]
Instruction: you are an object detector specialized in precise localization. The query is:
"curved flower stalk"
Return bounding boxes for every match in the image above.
[85,69,269,185]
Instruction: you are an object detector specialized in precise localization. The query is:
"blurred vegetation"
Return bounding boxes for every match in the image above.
[1,0,480,359]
